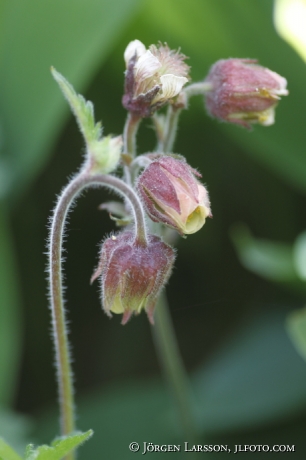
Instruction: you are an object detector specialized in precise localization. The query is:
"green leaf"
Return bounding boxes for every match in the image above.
[51,69,122,173]
[287,306,306,362]
[0,0,142,202]
[0,411,32,456]
[293,230,306,280]
[0,203,22,406]
[51,68,102,146]
[230,224,297,282]
[24,430,93,460]
[34,382,188,459]
[0,438,22,460]
[193,308,306,434]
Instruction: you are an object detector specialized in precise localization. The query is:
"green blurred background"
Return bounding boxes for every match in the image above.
[1,0,306,457]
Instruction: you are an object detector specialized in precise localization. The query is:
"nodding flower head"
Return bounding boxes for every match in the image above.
[204,58,288,129]
[137,156,211,235]
[91,230,175,325]
[122,40,190,117]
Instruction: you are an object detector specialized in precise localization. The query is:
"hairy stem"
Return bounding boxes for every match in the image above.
[152,291,198,442]
[123,112,141,157]
[184,81,213,98]
[163,106,182,153]
[159,82,213,153]
[49,171,148,448]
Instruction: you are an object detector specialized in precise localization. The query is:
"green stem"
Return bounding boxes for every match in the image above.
[49,170,148,453]
[163,106,182,153]
[123,112,141,157]
[183,81,213,98]
[152,291,198,442]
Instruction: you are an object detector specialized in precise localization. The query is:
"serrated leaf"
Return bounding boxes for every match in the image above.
[51,68,102,146]
[25,430,93,460]
[0,438,22,460]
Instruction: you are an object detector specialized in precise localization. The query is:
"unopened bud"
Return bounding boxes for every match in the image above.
[122,40,190,117]
[137,156,211,235]
[204,59,288,128]
[91,230,175,324]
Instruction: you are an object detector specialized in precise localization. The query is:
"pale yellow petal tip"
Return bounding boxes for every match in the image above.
[184,205,209,235]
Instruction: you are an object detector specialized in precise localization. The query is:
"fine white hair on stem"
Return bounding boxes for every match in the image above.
[47,169,148,437]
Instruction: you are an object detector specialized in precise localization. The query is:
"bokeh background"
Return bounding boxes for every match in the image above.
[1,0,306,457]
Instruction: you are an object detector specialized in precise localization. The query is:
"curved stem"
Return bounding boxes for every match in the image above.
[152,291,198,442]
[49,171,148,446]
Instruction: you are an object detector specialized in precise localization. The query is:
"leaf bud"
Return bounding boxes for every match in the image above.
[87,135,122,174]
[204,58,288,128]
[137,156,211,235]
[91,230,175,324]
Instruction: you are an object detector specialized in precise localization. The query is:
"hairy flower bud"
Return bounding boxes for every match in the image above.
[204,59,288,128]
[122,40,190,117]
[91,230,175,324]
[137,156,211,235]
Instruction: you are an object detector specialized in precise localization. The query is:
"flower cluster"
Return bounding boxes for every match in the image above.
[89,44,288,324]
[52,40,288,325]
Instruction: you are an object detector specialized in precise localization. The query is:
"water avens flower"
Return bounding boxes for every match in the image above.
[204,58,288,128]
[137,156,211,235]
[122,40,190,117]
[91,230,175,324]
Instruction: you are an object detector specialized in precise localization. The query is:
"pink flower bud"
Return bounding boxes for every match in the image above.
[137,156,211,235]
[122,40,190,117]
[91,230,175,324]
[204,59,288,128]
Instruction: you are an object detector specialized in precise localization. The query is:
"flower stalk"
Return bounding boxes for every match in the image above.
[123,112,141,158]
[152,291,198,442]
[49,170,148,444]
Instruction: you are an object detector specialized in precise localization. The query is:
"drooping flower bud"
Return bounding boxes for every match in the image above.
[91,230,175,324]
[204,59,288,128]
[122,40,190,117]
[137,156,211,235]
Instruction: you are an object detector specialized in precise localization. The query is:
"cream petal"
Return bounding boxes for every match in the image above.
[153,74,188,103]
[134,50,162,80]
[124,40,146,67]
[258,107,276,126]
